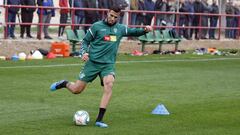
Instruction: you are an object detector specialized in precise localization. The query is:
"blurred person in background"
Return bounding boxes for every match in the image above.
[130,0,138,25]
[144,0,155,25]
[232,3,240,39]
[72,0,85,35]
[165,1,176,28]
[7,0,21,39]
[136,0,146,25]
[225,0,234,38]
[20,0,36,39]
[185,0,194,40]
[37,0,55,39]
[98,0,109,19]
[84,0,99,32]
[178,0,190,39]
[58,0,69,39]
[154,0,168,29]
[193,0,204,40]
[208,0,219,39]
[200,0,211,39]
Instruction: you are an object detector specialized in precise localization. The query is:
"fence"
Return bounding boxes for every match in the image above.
[0,4,239,40]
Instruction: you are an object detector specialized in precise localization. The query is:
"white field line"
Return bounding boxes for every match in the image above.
[0,63,82,69]
[0,57,240,69]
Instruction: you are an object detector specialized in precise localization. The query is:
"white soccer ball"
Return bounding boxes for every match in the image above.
[73,110,90,126]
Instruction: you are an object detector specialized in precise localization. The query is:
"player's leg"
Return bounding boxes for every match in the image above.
[100,75,115,108]
[95,74,115,128]
[50,80,87,94]
[66,80,87,94]
[50,60,97,94]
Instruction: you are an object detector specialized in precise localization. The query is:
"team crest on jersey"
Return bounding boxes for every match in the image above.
[113,28,118,33]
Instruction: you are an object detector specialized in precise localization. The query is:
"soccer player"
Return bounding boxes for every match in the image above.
[50,6,152,128]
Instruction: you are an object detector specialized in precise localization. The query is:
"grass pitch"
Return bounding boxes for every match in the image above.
[0,54,240,135]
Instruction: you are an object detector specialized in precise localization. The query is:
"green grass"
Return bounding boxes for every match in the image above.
[0,54,240,135]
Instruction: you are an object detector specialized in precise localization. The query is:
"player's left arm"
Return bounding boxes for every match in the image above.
[122,25,153,37]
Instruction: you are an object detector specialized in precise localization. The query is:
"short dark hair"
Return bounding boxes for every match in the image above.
[109,6,122,13]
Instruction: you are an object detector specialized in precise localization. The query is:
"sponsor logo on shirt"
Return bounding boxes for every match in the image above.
[104,35,117,42]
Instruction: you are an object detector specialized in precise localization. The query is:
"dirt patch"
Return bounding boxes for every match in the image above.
[0,39,240,57]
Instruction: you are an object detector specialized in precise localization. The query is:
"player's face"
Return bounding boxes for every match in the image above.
[107,10,120,25]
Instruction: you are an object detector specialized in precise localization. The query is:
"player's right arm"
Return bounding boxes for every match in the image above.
[79,25,96,61]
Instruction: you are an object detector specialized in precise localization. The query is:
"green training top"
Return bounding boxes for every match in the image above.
[80,20,147,64]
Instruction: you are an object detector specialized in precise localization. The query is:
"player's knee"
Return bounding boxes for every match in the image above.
[72,86,85,94]
[104,81,113,89]
[70,81,86,94]
[103,82,113,95]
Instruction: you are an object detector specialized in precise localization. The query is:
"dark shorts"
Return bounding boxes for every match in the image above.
[78,60,115,84]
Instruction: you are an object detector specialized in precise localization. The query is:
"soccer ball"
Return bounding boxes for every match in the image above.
[73,110,90,126]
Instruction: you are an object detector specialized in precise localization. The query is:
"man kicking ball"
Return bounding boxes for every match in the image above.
[50,6,152,128]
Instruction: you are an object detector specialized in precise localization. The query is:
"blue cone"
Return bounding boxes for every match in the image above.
[151,104,170,115]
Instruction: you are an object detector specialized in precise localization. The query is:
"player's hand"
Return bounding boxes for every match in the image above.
[81,53,89,62]
[144,26,153,32]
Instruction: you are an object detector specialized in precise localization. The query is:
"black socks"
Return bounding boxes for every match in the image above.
[56,80,69,89]
[96,108,106,122]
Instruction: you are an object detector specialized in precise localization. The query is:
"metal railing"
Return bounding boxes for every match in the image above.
[0,4,240,40]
